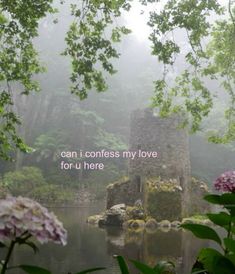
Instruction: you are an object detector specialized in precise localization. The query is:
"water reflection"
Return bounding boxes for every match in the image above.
[0,208,209,274]
[105,226,209,273]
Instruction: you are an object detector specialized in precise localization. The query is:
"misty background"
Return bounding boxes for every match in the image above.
[0,0,234,204]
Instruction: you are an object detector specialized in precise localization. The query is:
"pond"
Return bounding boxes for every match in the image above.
[6,206,210,274]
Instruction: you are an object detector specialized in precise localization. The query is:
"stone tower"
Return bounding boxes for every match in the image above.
[128,108,192,217]
[129,108,191,182]
[106,108,208,220]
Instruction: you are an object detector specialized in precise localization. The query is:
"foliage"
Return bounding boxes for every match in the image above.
[34,130,70,162]
[113,255,176,274]
[1,0,234,160]
[149,0,235,143]
[63,0,131,99]
[0,0,56,160]
[0,166,81,204]
[28,184,76,204]
[5,176,235,274]
[181,171,235,274]
[94,129,127,151]
[0,166,45,196]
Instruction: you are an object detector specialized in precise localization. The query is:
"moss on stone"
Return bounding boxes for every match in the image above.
[131,219,145,228]
[123,219,146,231]
[87,215,103,225]
[182,215,210,225]
[159,220,171,228]
[171,221,181,228]
[146,177,182,192]
[126,205,145,220]
[146,184,182,221]
[145,218,158,229]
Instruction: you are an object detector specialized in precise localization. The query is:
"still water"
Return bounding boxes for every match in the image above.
[6,206,210,274]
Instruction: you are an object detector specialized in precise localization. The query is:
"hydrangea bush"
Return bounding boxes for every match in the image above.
[214,171,235,193]
[0,196,67,274]
[0,196,67,245]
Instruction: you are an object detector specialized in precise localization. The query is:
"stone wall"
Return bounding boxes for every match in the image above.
[146,178,183,221]
[128,108,191,217]
[106,177,142,209]
[191,178,210,214]
[129,109,191,180]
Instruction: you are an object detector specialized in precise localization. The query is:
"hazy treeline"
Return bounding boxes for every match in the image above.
[0,1,234,202]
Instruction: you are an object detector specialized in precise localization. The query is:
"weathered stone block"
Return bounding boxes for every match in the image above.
[106,177,141,209]
[146,178,183,221]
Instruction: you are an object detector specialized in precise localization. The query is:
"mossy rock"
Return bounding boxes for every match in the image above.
[182,215,210,225]
[87,215,103,225]
[159,220,171,228]
[171,221,181,228]
[124,219,145,230]
[123,219,134,229]
[131,219,145,228]
[145,218,158,229]
[126,206,145,220]
[146,177,182,192]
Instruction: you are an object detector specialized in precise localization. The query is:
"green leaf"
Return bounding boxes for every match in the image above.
[204,194,221,204]
[19,265,51,274]
[197,248,223,273]
[181,224,222,245]
[114,255,130,274]
[205,193,235,207]
[213,256,235,274]
[221,194,235,206]
[130,260,156,274]
[226,254,235,266]
[224,238,235,253]
[207,212,231,227]
[197,248,235,274]
[75,267,106,274]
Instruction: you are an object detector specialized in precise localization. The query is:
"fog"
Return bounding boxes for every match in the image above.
[0,0,233,200]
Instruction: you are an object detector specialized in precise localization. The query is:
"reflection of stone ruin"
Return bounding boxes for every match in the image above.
[106,108,209,221]
[104,227,209,274]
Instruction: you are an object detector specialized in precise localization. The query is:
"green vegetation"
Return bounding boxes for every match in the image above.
[149,0,235,143]
[0,0,234,201]
[0,1,235,273]
[0,0,234,162]
[146,178,182,221]
[0,167,77,204]
[0,167,45,196]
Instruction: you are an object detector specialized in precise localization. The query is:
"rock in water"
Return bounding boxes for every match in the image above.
[99,204,127,227]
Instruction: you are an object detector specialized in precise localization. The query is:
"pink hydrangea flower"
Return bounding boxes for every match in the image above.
[214,171,235,193]
[0,196,67,245]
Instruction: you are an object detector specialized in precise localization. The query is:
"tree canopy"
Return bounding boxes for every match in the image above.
[0,0,234,160]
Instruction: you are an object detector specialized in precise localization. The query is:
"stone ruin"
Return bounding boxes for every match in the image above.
[106,108,209,222]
